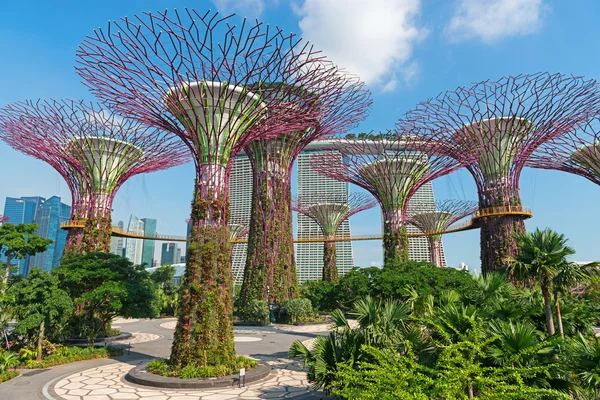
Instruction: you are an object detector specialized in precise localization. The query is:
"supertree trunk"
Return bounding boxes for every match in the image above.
[429,236,444,268]
[170,164,235,368]
[240,164,298,310]
[64,195,113,255]
[383,209,409,264]
[322,237,338,282]
[478,181,525,274]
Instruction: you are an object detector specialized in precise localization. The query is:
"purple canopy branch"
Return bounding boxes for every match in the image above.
[292,192,376,281]
[407,199,478,267]
[0,99,188,255]
[527,117,600,186]
[399,72,600,273]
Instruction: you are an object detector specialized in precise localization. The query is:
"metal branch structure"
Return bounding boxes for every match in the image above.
[528,117,600,187]
[399,72,600,273]
[292,192,376,281]
[75,8,351,368]
[311,135,462,264]
[240,73,371,313]
[407,199,478,267]
[0,216,9,224]
[0,99,188,255]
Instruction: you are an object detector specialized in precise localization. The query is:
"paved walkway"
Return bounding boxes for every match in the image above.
[52,357,311,399]
[0,318,324,400]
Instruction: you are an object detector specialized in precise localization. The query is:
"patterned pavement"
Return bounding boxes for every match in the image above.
[51,357,313,399]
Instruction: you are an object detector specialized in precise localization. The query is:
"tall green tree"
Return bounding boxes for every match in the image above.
[53,252,159,343]
[7,268,73,362]
[509,228,575,336]
[0,223,52,290]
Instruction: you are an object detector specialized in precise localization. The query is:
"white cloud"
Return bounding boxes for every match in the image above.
[212,0,269,17]
[446,0,545,43]
[294,0,427,90]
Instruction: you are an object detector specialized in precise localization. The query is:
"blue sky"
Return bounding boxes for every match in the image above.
[1,0,599,272]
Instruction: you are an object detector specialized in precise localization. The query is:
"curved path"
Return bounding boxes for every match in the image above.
[0,318,327,400]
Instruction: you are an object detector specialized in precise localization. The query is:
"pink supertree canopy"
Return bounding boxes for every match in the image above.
[528,117,600,187]
[0,215,9,224]
[292,192,376,281]
[399,72,600,273]
[408,199,478,267]
[0,99,189,255]
[310,134,462,264]
[75,8,361,367]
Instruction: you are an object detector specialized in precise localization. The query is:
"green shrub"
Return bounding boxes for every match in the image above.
[0,370,19,384]
[146,356,257,379]
[243,299,270,325]
[19,345,122,369]
[280,298,313,324]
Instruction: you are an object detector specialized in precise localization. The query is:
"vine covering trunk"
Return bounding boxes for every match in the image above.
[240,164,298,312]
[429,237,444,267]
[383,209,409,265]
[323,239,338,282]
[170,165,235,368]
[63,196,113,256]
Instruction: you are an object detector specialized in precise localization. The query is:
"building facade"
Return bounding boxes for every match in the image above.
[161,242,180,266]
[2,196,46,274]
[140,218,157,267]
[124,215,144,265]
[29,196,71,272]
[110,221,125,257]
[228,155,252,284]
[296,151,354,283]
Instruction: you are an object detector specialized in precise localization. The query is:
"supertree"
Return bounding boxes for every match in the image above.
[407,199,478,267]
[292,192,376,281]
[0,99,188,255]
[527,117,600,187]
[0,216,9,224]
[400,73,600,273]
[76,8,352,368]
[239,73,370,312]
[311,135,462,264]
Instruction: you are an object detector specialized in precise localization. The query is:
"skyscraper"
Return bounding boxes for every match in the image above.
[296,150,354,283]
[140,218,157,267]
[2,196,46,274]
[110,221,125,257]
[161,242,180,266]
[28,196,71,273]
[124,215,144,265]
[228,155,252,284]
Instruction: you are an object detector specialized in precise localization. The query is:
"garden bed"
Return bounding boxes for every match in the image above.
[126,361,272,389]
[0,371,19,384]
[18,346,122,369]
[64,332,132,345]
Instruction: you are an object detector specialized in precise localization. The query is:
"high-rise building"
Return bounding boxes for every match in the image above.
[140,218,157,267]
[2,196,46,274]
[110,221,125,257]
[124,215,144,265]
[406,183,447,265]
[228,155,252,284]
[296,150,354,283]
[29,196,71,273]
[161,242,180,266]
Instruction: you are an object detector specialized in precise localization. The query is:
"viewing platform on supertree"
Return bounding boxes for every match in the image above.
[240,72,371,310]
[528,117,600,187]
[292,192,376,281]
[399,72,600,273]
[310,134,462,264]
[408,199,478,267]
[75,7,363,368]
[0,99,188,255]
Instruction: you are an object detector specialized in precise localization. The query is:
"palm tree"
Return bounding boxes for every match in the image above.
[509,228,575,336]
[552,262,598,338]
[570,333,600,398]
